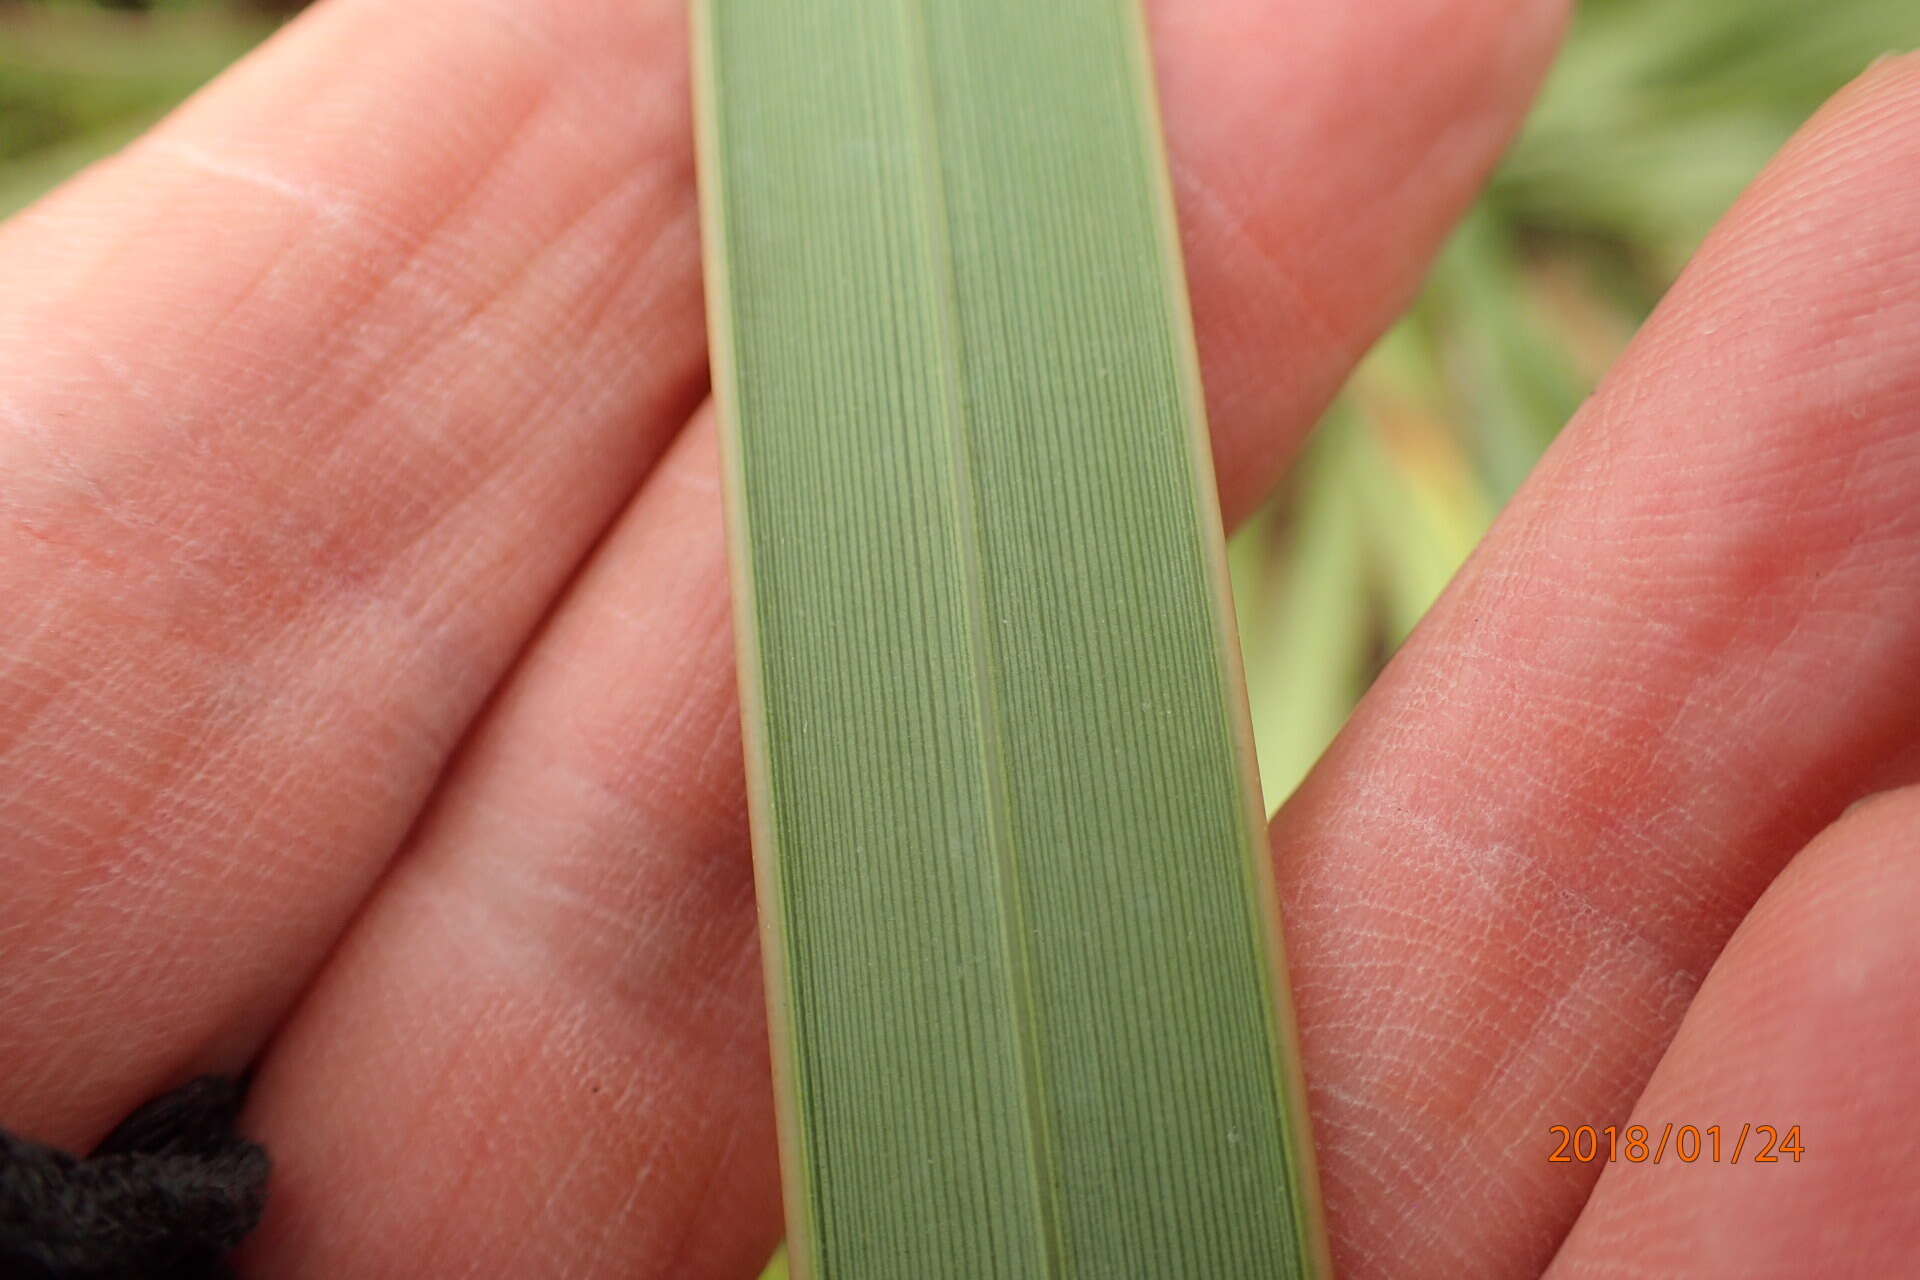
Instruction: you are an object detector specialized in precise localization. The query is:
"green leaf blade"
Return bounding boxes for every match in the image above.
[697,4,1327,1275]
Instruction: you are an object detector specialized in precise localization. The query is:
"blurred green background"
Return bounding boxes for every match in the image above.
[1,2,1913,1275]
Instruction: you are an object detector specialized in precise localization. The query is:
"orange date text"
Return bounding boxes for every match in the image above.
[1548,1124,1804,1165]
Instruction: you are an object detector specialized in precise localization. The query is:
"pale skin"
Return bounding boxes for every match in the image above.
[2,0,1917,1275]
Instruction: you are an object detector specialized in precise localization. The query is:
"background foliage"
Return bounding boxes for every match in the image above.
[1,2,1913,1273]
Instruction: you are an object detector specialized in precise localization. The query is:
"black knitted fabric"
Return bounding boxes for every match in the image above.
[0,1077,269,1279]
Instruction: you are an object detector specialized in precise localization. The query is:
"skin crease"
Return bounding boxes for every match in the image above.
[0,2,1915,1279]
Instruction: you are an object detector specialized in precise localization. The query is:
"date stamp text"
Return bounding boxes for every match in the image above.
[1549,1124,1805,1165]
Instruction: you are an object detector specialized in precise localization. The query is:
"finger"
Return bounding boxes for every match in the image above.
[246,412,782,1278]
[0,0,709,1144]
[1267,54,1920,1278]
[237,2,1571,1274]
[1157,0,1569,523]
[1549,787,1920,1280]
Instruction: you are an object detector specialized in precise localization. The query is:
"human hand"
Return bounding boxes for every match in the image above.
[2,2,1916,1275]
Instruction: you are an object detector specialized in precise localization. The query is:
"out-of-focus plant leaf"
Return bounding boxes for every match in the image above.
[0,1,272,212]
[1497,0,1919,281]
[1230,414,1375,811]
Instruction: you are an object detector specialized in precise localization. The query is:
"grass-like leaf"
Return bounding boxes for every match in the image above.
[694,2,1327,1275]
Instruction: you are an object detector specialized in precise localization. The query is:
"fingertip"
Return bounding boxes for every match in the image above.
[1833,780,1920,833]
[1745,41,1920,209]
[1148,0,1570,525]
[1731,783,1920,994]
[1856,47,1920,88]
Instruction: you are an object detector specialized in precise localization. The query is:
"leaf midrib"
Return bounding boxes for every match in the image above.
[895,0,1065,1273]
